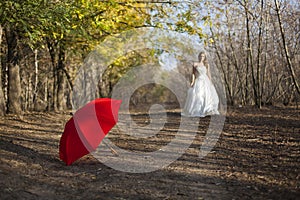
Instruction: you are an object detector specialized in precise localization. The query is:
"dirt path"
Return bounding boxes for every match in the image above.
[0,106,299,199]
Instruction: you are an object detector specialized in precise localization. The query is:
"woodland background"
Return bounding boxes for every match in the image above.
[0,0,299,115]
[0,1,299,199]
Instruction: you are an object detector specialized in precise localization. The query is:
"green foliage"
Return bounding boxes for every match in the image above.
[101,49,157,96]
[0,0,219,110]
[0,0,150,49]
[65,0,150,51]
[0,0,213,53]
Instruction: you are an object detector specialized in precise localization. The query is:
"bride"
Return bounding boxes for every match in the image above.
[182,52,219,117]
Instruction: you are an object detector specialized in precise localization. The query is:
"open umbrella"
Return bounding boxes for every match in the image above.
[59,98,122,165]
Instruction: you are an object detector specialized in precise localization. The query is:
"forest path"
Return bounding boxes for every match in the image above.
[0,106,299,199]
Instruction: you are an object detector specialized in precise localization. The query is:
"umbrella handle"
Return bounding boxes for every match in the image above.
[102,140,119,156]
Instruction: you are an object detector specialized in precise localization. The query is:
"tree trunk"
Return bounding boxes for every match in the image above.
[261,3,270,105]
[255,0,264,108]
[210,27,234,105]
[274,0,300,95]
[46,77,52,111]
[56,44,66,111]
[5,26,22,114]
[244,0,257,106]
[33,49,39,110]
[47,39,58,111]
[225,9,245,105]
[0,65,5,116]
[0,25,5,116]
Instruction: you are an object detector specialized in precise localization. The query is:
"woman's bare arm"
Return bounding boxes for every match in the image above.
[207,64,212,80]
[191,64,196,86]
[191,73,195,86]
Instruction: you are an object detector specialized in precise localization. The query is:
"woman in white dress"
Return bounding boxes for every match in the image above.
[182,52,219,117]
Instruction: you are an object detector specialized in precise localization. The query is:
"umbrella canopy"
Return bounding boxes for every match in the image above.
[59,98,122,165]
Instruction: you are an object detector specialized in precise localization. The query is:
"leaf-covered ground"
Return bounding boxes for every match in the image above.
[0,106,299,199]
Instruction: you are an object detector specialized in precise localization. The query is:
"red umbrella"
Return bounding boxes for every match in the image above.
[59,98,122,165]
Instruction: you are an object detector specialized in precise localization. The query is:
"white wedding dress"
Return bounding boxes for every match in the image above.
[182,64,219,117]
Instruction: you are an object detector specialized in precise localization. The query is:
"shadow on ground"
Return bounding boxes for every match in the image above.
[0,106,299,199]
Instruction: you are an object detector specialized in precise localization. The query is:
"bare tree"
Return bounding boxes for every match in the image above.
[207,0,299,106]
[274,0,300,95]
[5,26,22,114]
[0,25,5,115]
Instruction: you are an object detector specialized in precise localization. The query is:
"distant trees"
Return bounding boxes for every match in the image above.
[0,0,152,114]
[273,0,300,95]
[0,0,298,115]
[0,0,210,114]
[207,0,299,107]
[0,25,5,116]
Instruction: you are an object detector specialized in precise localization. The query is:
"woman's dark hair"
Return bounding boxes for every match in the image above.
[198,51,209,67]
